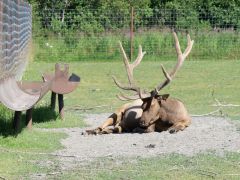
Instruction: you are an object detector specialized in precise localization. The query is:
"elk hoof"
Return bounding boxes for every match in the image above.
[85,129,97,135]
[169,128,178,134]
[81,131,87,135]
[85,127,102,135]
[101,129,113,134]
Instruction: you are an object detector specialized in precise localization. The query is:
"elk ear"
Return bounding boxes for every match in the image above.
[161,94,170,100]
[141,96,152,102]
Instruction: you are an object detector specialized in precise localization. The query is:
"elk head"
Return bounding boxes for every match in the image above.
[113,32,194,127]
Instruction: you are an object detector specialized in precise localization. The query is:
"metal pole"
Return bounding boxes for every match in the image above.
[51,92,56,110]
[26,108,33,129]
[13,111,22,134]
[58,94,64,119]
[0,0,3,58]
[130,7,134,61]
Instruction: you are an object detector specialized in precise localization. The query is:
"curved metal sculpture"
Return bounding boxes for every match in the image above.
[43,63,80,94]
[0,63,79,133]
[43,63,80,119]
[0,78,51,111]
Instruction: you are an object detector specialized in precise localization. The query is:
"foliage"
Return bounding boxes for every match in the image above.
[27,0,240,35]
[26,0,240,62]
[0,60,240,178]
[32,30,240,62]
[22,61,240,119]
[59,153,240,179]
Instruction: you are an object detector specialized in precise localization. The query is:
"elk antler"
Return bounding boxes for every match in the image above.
[112,41,146,100]
[154,32,194,93]
[113,32,194,101]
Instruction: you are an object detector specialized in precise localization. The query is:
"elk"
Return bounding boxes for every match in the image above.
[86,32,194,135]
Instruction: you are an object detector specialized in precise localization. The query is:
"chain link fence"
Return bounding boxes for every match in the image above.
[33,8,240,61]
[0,0,32,80]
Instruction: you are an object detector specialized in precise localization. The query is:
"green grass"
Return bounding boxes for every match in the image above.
[57,152,240,179]
[0,60,240,178]
[0,152,58,179]
[0,63,84,178]
[33,31,240,62]
[0,129,66,152]
[0,116,67,179]
[23,60,240,119]
[0,104,68,179]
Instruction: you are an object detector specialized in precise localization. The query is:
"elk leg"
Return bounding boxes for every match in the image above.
[168,121,189,134]
[86,111,125,135]
[99,102,130,129]
[99,114,116,129]
[145,124,156,133]
[85,113,118,135]
[85,102,131,135]
[86,113,117,134]
[100,128,114,134]
[133,124,155,133]
[101,125,123,134]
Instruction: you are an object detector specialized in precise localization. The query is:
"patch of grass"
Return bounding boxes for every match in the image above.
[0,129,66,152]
[0,98,69,178]
[57,152,240,179]
[33,31,240,62]
[0,152,59,179]
[0,109,66,178]
[0,105,67,178]
[23,60,240,119]
[0,101,85,134]
[0,60,239,178]
[32,106,86,129]
[0,106,16,136]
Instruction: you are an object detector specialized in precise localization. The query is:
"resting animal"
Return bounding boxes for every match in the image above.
[86,32,193,135]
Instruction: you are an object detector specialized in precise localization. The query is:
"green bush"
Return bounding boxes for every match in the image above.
[32,30,240,62]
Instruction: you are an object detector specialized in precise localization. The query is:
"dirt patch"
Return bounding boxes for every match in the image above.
[53,114,240,161]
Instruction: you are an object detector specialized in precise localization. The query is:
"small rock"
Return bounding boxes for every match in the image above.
[145,144,156,148]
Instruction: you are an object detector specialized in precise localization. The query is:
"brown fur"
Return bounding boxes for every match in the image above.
[139,95,191,133]
[86,33,193,135]
[85,96,191,135]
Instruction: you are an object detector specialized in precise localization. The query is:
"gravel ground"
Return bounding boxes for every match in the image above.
[31,114,240,178]
[53,114,240,161]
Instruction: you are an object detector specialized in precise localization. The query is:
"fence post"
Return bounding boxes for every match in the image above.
[0,0,3,60]
[13,111,22,134]
[26,108,33,129]
[17,0,20,56]
[5,0,9,73]
[51,92,56,110]
[130,7,134,61]
[58,94,64,119]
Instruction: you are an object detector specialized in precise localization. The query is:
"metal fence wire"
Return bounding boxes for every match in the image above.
[33,8,240,61]
[0,0,32,80]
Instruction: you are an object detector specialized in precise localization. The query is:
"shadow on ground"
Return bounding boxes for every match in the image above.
[0,105,58,137]
[31,106,58,124]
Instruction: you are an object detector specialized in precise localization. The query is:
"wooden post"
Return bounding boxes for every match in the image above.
[58,94,64,119]
[26,108,33,129]
[13,111,22,134]
[0,1,3,66]
[130,7,134,61]
[0,1,3,46]
[51,92,56,110]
